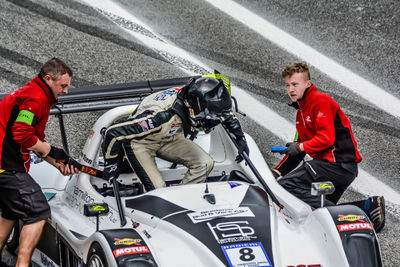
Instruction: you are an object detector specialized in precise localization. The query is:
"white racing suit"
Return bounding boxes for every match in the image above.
[104,87,245,189]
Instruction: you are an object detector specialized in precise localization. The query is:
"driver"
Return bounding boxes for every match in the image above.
[102,75,249,190]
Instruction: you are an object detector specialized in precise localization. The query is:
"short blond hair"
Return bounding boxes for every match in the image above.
[282,62,310,80]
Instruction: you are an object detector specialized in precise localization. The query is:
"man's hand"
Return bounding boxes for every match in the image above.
[57,162,79,176]
[44,146,79,175]
[283,142,302,156]
[235,136,250,163]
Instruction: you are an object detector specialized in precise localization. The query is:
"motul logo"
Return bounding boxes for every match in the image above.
[337,223,373,232]
[113,246,150,257]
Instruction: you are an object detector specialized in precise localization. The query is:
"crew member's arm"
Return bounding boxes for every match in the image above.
[27,139,78,175]
[11,100,78,175]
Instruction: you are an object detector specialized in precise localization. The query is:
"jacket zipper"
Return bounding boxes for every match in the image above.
[298,102,306,127]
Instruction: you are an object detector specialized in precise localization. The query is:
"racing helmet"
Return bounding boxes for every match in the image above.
[184,77,232,131]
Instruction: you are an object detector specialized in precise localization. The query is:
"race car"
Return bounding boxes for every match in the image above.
[5,76,382,267]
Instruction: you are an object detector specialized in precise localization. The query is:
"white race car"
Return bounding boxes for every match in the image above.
[6,77,382,267]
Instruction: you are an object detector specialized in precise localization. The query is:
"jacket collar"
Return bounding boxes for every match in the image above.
[33,76,57,107]
[288,84,317,110]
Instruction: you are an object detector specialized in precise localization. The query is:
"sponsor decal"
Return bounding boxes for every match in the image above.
[114,238,142,246]
[221,242,272,267]
[138,120,149,131]
[81,153,93,165]
[73,186,94,204]
[319,183,332,189]
[93,205,106,211]
[228,181,242,188]
[166,122,182,136]
[154,88,180,101]
[188,207,255,223]
[208,221,256,244]
[40,252,56,267]
[337,214,366,222]
[147,118,154,129]
[113,246,150,257]
[81,165,97,176]
[337,223,373,232]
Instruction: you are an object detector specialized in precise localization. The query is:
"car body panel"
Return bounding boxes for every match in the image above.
[16,78,381,267]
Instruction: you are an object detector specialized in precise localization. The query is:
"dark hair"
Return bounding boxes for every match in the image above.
[38,57,73,80]
[282,62,311,80]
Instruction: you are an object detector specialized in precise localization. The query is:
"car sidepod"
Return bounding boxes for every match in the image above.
[327,205,382,267]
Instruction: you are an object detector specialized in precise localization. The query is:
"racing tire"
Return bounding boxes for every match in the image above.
[6,223,20,255]
[87,242,107,267]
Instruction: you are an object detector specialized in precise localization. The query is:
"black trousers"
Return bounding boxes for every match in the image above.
[278,160,358,208]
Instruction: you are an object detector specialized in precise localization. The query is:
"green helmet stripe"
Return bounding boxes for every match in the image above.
[15,110,35,125]
[202,73,231,94]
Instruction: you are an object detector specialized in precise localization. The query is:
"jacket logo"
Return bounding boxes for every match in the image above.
[305,116,312,123]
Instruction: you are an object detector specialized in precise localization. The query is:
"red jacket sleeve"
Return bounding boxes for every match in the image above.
[11,98,41,149]
[302,99,336,154]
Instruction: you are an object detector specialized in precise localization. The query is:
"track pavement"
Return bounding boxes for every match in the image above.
[0,0,399,265]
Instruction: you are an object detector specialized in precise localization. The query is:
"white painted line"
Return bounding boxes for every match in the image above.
[205,0,400,119]
[80,0,208,75]
[81,0,400,207]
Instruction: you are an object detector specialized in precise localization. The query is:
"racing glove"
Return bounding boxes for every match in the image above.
[103,158,121,183]
[47,145,80,168]
[235,136,250,163]
[283,142,302,157]
[47,145,69,161]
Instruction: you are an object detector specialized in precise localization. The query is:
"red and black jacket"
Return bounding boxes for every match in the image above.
[275,84,362,176]
[0,77,56,172]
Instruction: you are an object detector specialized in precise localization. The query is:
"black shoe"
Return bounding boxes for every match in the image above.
[366,196,385,233]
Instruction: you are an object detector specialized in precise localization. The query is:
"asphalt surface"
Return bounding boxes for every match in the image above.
[0,0,399,265]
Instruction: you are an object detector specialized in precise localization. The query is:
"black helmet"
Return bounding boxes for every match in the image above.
[183,77,232,130]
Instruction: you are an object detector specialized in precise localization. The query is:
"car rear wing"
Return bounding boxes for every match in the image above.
[0,76,199,114]
[56,76,199,114]
[0,76,199,152]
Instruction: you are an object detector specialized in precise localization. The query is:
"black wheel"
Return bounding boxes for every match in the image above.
[87,242,108,267]
[6,222,20,254]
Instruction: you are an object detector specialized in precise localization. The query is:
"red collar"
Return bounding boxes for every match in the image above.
[33,76,57,107]
[298,84,316,102]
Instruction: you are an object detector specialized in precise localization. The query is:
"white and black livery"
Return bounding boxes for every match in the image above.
[2,76,382,267]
